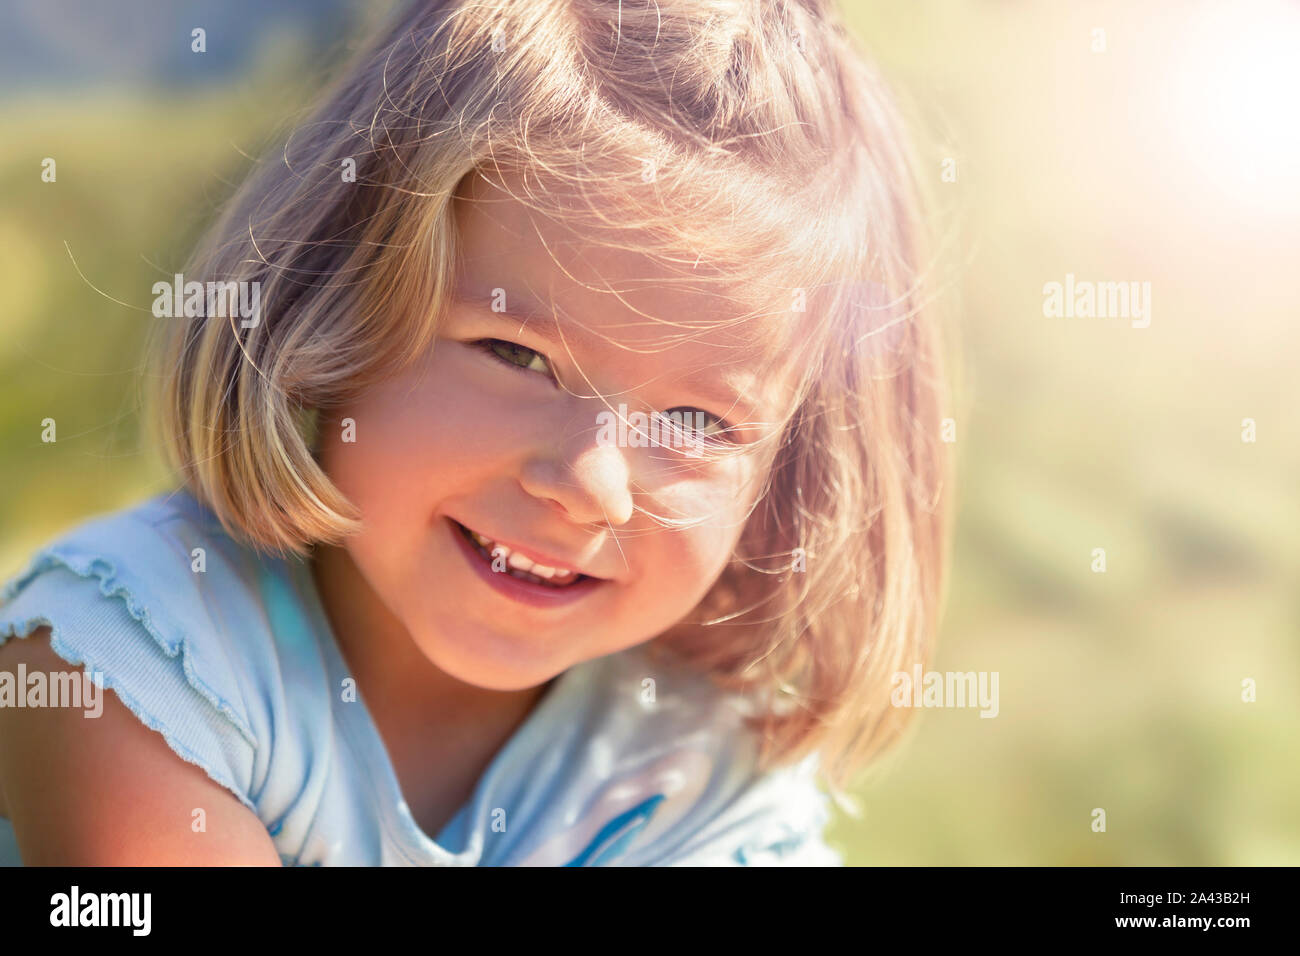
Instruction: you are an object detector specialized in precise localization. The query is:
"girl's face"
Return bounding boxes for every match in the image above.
[316,173,794,691]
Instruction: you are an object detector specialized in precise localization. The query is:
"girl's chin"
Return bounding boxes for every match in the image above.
[406,624,580,692]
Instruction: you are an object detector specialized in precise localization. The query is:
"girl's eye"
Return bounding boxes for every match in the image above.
[660,408,731,440]
[472,338,736,441]
[475,338,552,377]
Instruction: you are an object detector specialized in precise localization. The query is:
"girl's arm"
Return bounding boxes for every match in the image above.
[0,627,282,866]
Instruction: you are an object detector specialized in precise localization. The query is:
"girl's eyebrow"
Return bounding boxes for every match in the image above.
[455,288,767,420]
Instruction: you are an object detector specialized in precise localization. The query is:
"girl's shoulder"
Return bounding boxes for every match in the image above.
[0,486,262,646]
[0,490,322,830]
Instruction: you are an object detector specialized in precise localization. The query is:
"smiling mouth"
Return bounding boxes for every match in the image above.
[451,520,593,589]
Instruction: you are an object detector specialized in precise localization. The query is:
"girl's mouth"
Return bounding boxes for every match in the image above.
[453,520,588,587]
[447,518,605,607]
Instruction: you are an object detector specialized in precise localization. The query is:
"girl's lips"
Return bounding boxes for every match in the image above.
[445,517,606,609]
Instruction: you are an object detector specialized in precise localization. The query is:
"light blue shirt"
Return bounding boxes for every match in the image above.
[0,490,840,866]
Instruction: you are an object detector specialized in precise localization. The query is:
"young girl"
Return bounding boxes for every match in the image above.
[0,0,950,866]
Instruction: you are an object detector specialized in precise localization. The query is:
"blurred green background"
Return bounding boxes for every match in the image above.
[2,0,1297,864]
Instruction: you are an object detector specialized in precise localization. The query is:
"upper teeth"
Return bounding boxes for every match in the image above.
[469,530,578,581]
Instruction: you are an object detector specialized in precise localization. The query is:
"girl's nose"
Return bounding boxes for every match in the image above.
[517,424,635,527]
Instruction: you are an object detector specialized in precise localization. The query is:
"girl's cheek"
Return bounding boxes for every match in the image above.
[647,476,753,577]
[645,457,759,527]
[336,372,521,487]
[683,526,739,583]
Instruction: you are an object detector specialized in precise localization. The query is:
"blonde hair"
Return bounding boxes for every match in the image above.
[148,0,953,804]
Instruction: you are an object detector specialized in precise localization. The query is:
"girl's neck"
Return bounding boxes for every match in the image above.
[308,542,549,834]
